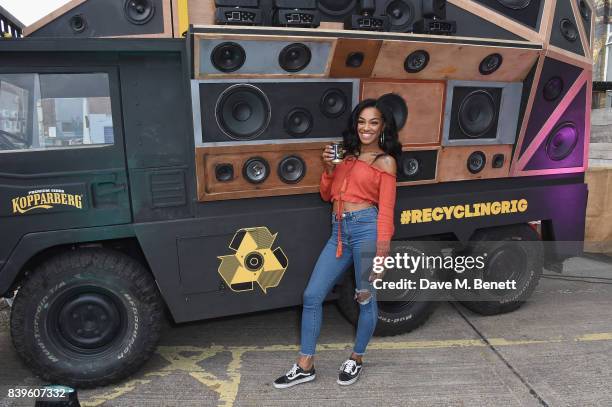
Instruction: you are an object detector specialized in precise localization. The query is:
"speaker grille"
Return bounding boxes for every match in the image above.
[124,0,156,25]
[211,42,246,73]
[215,84,272,141]
[278,155,306,184]
[397,150,438,182]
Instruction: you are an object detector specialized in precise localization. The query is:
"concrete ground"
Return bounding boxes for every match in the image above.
[1,256,611,407]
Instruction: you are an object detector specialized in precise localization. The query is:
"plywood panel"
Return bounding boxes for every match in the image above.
[330,38,383,78]
[361,79,445,146]
[372,40,541,82]
[196,142,329,201]
[438,144,512,182]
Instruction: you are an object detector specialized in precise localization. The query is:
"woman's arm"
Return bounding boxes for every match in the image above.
[374,156,397,257]
[319,169,334,202]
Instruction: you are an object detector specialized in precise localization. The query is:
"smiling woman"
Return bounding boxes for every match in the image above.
[273,98,402,389]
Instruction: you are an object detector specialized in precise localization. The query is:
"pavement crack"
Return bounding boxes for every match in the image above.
[450,301,550,407]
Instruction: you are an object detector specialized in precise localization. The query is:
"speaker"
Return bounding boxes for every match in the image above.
[24,0,175,38]
[472,0,544,30]
[549,0,585,56]
[361,80,445,146]
[196,35,334,78]
[397,149,438,184]
[329,38,383,78]
[194,79,357,144]
[437,145,512,182]
[575,0,592,47]
[442,80,522,146]
[371,41,540,82]
[375,0,421,32]
[195,142,327,201]
[519,82,588,173]
[317,0,358,21]
[517,56,584,158]
[422,0,446,19]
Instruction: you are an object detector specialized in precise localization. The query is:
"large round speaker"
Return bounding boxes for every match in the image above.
[401,156,420,177]
[543,77,564,102]
[458,90,497,138]
[320,89,348,118]
[467,151,486,174]
[495,0,531,10]
[479,53,503,75]
[378,93,408,130]
[69,14,87,33]
[278,155,306,184]
[385,0,416,32]
[211,42,246,73]
[404,50,429,73]
[216,84,271,141]
[124,0,155,25]
[559,18,578,42]
[243,157,270,184]
[284,108,313,137]
[279,43,312,73]
[318,0,357,17]
[545,122,579,161]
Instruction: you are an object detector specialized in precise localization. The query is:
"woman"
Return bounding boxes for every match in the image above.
[273,98,402,388]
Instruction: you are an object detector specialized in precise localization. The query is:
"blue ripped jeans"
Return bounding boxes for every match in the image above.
[300,206,378,356]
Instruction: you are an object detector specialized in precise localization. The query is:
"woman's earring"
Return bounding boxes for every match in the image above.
[379,131,386,145]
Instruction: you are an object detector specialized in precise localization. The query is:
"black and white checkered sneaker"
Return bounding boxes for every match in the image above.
[337,358,363,385]
[273,363,316,389]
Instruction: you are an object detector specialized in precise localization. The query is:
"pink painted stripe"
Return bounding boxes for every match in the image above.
[516,70,589,171]
[512,166,585,177]
[583,74,593,172]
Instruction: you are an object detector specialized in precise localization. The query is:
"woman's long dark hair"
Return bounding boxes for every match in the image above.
[342,98,402,162]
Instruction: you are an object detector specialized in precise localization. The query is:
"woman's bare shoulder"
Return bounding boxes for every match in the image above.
[372,154,397,176]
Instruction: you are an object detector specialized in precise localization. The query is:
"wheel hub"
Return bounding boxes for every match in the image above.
[58,293,121,350]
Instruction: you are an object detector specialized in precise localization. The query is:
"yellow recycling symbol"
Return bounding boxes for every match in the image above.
[217,227,288,293]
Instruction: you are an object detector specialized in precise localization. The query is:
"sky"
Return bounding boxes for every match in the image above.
[1,0,72,26]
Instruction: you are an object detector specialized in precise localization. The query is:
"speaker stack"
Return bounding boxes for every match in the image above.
[194,79,357,143]
[195,34,335,77]
[24,0,177,38]
[195,142,328,200]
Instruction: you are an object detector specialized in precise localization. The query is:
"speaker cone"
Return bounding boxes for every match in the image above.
[458,90,496,138]
[279,43,312,73]
[243,157,270,184]
[320,89,348,118]
[545,122,579,161]
[124,0,155,25]
[386,0,415,30]
[346,52,364,68]
[211,42,246,73]
[492,154,505,168]
[559,18,578,42]
[378,93,408,130]
[244,252,264,271]
[479,53,503,75]
[495,0,531,10]
[215,163,234,182]
[216,84,271,141]
[402,157,420,177]
[543,77,564,102]
[467,151,486,174]
[404,50,430,73]
[69,14,87,33]
[318,0,357,16]
[284,108,313,137]
[278,155,306,184]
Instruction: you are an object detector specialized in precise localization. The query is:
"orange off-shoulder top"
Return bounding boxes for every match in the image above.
[319,155,397,258]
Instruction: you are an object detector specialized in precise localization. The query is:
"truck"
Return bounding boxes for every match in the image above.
[0,0,593,388]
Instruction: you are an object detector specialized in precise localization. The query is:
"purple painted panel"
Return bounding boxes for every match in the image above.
[519,57,583,157]
[524,83,586,171]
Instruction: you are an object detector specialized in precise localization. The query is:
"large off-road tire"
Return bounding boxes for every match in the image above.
[458,224,543,315]
[10,248,163,388]
[336,241,440,336]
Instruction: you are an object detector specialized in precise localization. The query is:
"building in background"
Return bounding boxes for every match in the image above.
[0,5,23,38]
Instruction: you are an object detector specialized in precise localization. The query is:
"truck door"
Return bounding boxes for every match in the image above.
[0,68,130,264]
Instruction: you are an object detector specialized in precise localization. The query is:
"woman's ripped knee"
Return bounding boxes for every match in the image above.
[354,289,372,305]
